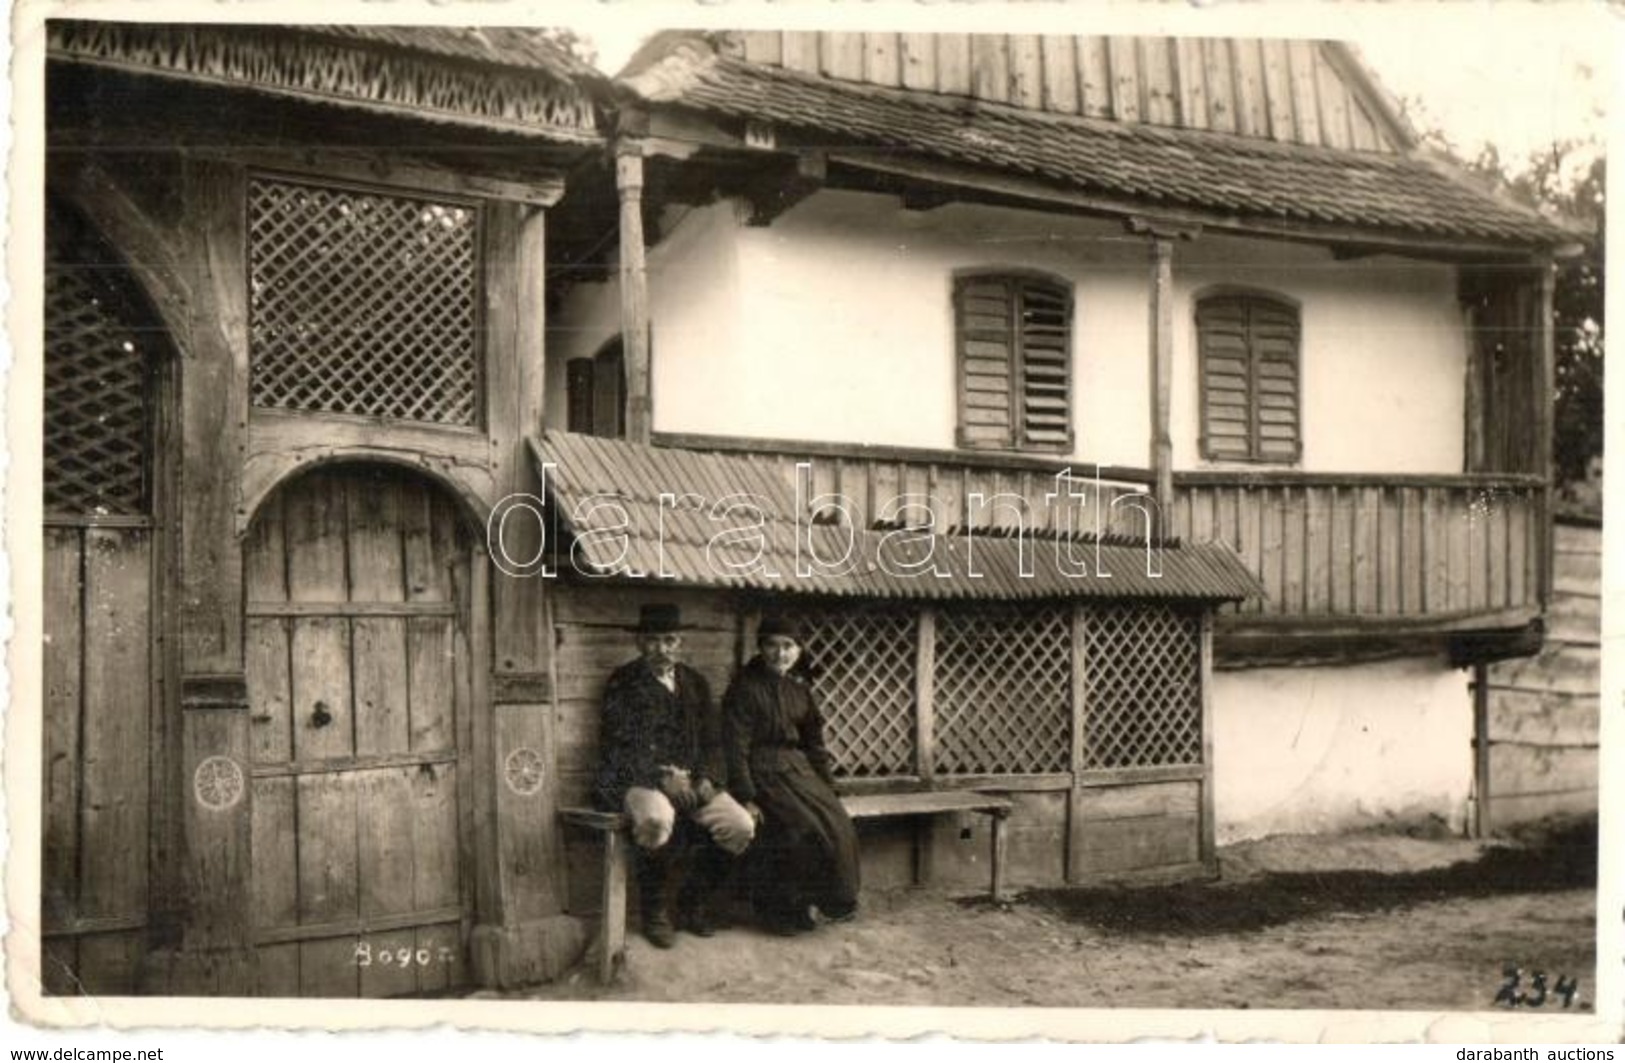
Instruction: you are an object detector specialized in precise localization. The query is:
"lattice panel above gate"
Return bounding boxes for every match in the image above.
[248,177,481,426]
[934,607,1071,775]
[801,608,917,777]
[1081,605,1202,769]
[45,204,152,516]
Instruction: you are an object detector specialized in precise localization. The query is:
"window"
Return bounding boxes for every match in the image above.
[1196,292,1301,463]
[566,338,626,438]
[954,272,1073,452]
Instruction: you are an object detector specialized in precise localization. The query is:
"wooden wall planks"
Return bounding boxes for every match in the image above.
[43,525,152,993]
[734,32,1401,152]
[43,528,84,932]
[1483,522,1600,829]
[1172,479,1544,621]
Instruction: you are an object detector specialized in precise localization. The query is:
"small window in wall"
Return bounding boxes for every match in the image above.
[954,272,1074,452]
[1197,292,1301,463]
[566,338,626,438]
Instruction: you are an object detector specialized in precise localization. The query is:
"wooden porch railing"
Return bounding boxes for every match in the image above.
[652,432,1548,628]
[1171,471,1547,622]
[652,431,1158,539]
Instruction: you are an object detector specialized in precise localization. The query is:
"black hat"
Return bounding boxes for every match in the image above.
[632,603,688,635]
[756,613,808,643]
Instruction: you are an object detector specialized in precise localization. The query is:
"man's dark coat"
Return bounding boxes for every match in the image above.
[593,660,725,812]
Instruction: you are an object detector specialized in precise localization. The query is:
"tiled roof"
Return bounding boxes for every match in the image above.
[532,431,1261,603]
[621,42,1573,249]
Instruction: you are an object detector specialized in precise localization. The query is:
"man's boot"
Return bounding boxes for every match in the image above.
[636,851,677,949]
[677,845,725,938]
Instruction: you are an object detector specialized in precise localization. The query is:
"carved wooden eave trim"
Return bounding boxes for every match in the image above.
[47,21,604,144]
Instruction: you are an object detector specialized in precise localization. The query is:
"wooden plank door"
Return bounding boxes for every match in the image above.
[42,523,153,994]
[42,198,160,995]
[246,466,474,997]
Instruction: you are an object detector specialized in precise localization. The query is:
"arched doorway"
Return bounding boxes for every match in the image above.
[244,463,476,996]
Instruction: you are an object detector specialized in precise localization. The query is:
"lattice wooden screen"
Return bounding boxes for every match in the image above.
[45,203,153,516]
[1080,605,1202,769]
[248,177,481,426]
[801,608,917,777]
[934,606,1071,775]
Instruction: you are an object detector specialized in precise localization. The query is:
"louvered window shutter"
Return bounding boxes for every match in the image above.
[955,274,1074,452]
[1198,295,1301,463]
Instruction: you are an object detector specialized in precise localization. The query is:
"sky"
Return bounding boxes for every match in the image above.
[568,1,1615,169]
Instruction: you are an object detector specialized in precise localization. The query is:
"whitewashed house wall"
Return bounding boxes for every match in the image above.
[1214,662,1474,841]
[552,189,1466,475]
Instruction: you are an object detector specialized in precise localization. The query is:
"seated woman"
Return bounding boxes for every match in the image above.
[722,614,861,935]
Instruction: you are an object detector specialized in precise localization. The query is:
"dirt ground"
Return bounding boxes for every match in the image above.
[490,819,1597,1012]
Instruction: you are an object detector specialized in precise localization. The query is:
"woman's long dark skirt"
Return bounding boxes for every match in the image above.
[749,754,860,922]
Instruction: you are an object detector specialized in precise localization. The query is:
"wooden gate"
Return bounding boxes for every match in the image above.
[42,199,162,994]
[246,466,474,996]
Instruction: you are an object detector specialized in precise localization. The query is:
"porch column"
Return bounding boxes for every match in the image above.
[1533,258,1556,609]
[164,157,254,994]
[1130,217,1198,528]
[616,142,652,445]
[1149,236,1176,523]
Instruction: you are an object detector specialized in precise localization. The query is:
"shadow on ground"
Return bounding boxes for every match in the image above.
[999,819,1597,937]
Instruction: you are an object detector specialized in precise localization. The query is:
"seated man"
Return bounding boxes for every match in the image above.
[594,603,755,948]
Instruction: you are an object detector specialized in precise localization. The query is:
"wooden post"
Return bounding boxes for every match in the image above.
[1533,259,1556,610]
[469,544,502,928]
[1198,610,1217,869]
[1130,217,1196,530]
[1472,662,1492,838]
[179,159,249,676]
[599,830,628,984]
[170,157,253,992]
[913,608,937,884]
[485,199,563,913]
[989,811,1010,903]
[1066,603,1088,882]
[1461,291,1487,473]
[617,145,652,445]
[1149,236,1175,528]
[915,608,937,783]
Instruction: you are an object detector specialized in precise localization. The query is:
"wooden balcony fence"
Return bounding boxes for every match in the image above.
[654,432,1548,631]
[1171,471,1547,625]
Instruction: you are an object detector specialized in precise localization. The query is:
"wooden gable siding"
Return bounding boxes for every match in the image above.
[727,32,1404,153]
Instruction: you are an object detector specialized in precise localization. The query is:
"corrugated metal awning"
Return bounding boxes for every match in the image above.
[530,431,1261,603]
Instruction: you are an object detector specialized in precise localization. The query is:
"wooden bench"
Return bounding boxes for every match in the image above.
[563,790,1013,983]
